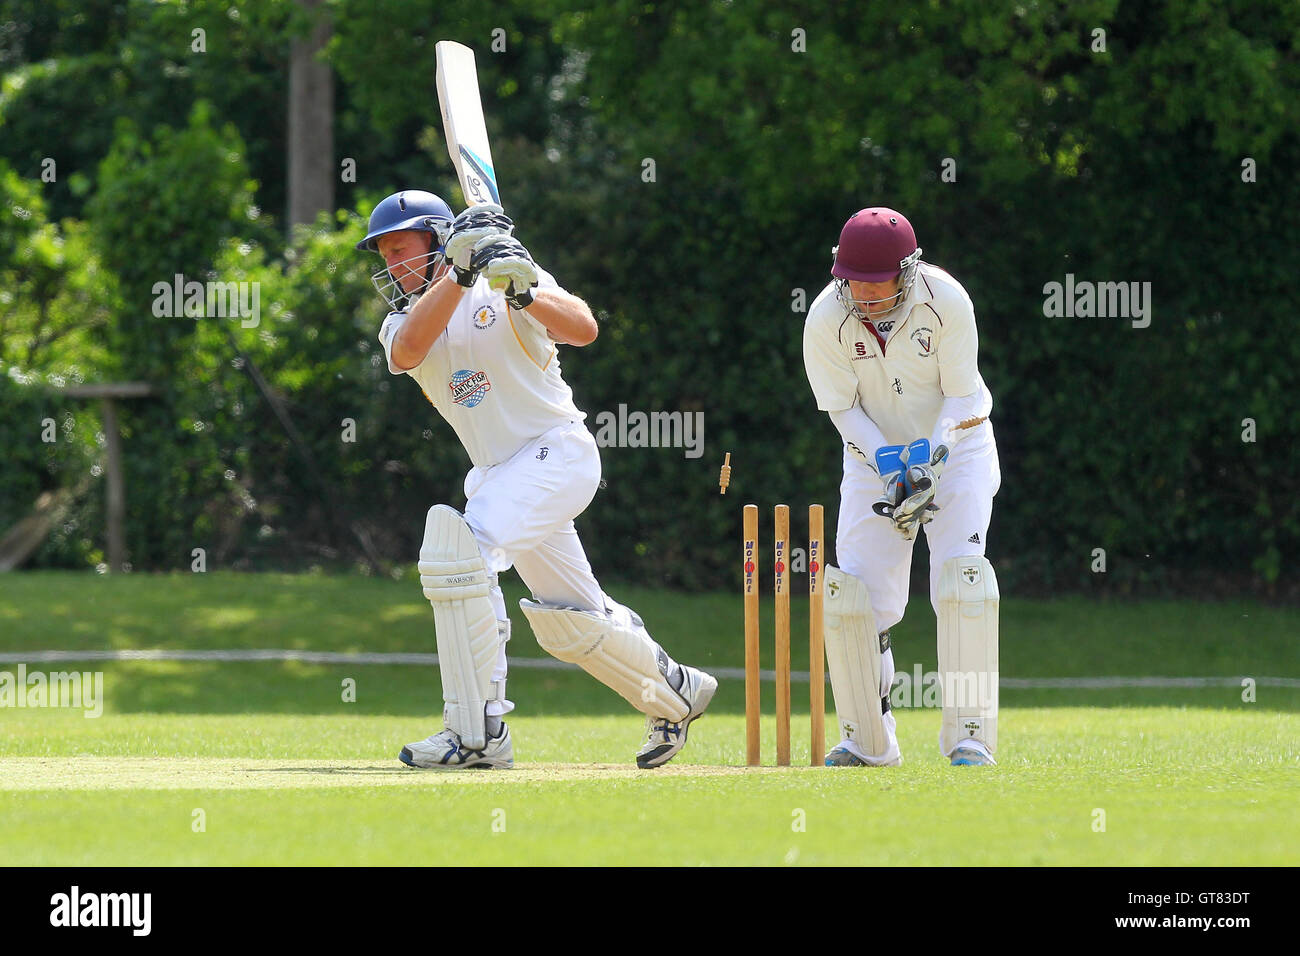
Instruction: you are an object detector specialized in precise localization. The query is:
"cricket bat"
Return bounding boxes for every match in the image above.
[436,41,501,210]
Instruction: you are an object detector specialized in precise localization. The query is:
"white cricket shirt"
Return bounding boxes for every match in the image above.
[803,262,993,448]
[379,266,586,468]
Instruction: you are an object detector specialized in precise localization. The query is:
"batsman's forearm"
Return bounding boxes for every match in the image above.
[392,278,466,369]
[520,290,598,346]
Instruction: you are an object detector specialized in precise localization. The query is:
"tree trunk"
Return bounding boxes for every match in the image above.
[287,0,334,230]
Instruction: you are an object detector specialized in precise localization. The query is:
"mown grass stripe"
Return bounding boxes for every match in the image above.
[0,649,1294,688]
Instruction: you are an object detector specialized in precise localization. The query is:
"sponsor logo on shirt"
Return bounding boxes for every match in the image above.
[852,342,876,361]
[473,305,498,330]
[911,326,934,356]
[450,369,492,407]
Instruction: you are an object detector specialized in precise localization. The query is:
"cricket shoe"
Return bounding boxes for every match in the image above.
[399,724,513,770]
[825,747,868,767]
[950,743,996,766]
[824,743,903,767]
[635,665,718,769]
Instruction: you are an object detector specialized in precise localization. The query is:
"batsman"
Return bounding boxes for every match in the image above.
[356,190,717,770]
[803,208,1001,767]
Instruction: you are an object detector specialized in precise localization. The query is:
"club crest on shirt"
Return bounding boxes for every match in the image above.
[472,305,498,330]
[450,369,492,407]
[911,327,934,356]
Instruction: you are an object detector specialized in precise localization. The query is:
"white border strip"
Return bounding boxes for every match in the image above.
[0,650,1295,688]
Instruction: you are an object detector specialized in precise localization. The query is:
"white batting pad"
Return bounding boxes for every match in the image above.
[418,505,503,749]
[519,600,689,721]
[823,565,891,758]
[937,556,1000,755]
[487,618,515,717]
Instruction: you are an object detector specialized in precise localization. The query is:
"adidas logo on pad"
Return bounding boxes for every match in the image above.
[967,533,980,544]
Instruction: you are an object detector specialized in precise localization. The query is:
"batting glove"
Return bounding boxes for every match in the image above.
[446,203,514,287]
[471,236,540,308]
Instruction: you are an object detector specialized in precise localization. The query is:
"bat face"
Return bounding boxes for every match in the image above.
[436,41,501,209]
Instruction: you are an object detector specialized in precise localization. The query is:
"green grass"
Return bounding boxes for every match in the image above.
[1,707,1295,866]
[0,571,1296,865]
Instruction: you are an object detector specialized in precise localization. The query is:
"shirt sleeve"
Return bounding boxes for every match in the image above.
[802,313,859,411]
[828,403,889,471]
[378,311,410,375]
[935,294,981,398]
[928,390,992,450]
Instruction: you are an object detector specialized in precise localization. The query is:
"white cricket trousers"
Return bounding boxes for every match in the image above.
[829,430,1001,762]
[459,421,610,715]
[835,431,1001,630]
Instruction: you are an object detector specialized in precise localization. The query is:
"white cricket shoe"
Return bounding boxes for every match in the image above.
[399,724,514,770]
[950,742,996,766]
[635,665,718,769]
[824,741,903,767]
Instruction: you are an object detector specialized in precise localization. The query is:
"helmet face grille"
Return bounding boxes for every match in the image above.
[834,247,922,321]
[368,249,447,311]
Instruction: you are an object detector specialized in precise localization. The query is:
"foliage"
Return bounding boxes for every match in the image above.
[0,160,111,565]
[1,1,1297,596]
[77,102,264,568]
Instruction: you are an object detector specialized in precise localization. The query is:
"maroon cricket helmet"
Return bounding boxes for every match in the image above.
[831,208,919,282]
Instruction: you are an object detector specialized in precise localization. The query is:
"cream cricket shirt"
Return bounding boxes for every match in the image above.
[802,262,993,449]
[379,266,586,468]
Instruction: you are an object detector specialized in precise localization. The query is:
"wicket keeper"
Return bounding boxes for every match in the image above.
[802,208,1001,767]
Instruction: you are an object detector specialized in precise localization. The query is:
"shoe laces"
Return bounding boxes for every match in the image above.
[649,717,682,739]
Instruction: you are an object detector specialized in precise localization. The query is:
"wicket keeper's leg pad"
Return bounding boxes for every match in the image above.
[937,555,999,756]
[823,565,892,758]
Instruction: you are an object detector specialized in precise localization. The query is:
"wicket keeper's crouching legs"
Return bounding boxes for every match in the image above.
[824,440,1000,767]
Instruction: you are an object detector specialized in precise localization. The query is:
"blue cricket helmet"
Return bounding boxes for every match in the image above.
[356,190,454,252]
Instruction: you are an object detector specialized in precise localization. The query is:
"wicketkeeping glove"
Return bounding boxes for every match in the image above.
[471,236,540,308]
[872,470,905,521]
[891,444,949,538]
[445,203,514,287]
